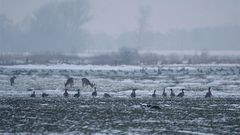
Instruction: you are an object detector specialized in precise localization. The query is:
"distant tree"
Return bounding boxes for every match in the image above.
[0,15,15,52]
[118,47,139,65]
[28,0,90,52]
[141,53,159,65]
[0,15,11,37]
[136,6,151,48]
[200,50,210,63]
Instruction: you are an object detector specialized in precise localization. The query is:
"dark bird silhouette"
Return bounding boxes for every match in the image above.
[131,88,136,98]
[10,76,16,86]
[205,87,212,98]
[74,89,80,98]
[92,87,97,97]
[63,88,69,97]
[30,91,36,97]
[42,92,49,97]
[177,89,185,97]
[104,93,111,98]
[170,89,175,97]
[147,104,161,110]
[162,88,167,97]
[152,90,156,98]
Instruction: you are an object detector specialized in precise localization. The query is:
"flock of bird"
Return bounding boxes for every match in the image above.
[10,76,213,99]
[130,87,212,98]
[29,86,213,99]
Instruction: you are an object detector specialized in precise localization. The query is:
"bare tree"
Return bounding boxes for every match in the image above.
[0,15,19,52]
[136,6,151,48]
[118,47,139,65]
[28,0,90,52]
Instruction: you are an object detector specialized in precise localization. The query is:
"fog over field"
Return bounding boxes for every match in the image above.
[0,0,240,53]
[0,0,240,135]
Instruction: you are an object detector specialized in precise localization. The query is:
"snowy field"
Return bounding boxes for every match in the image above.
[0,64,240,134]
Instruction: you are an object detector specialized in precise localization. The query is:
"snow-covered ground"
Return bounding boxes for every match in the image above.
[0,64,240,98]
[0,64,240,134]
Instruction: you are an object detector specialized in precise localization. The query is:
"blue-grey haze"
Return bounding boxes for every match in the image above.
[0,0,239,52]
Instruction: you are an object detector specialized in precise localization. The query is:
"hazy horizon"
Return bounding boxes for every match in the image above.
[0,0,240,52]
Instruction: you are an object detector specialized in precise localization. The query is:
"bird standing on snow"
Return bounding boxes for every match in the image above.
[63,88,69,97]
[92,87,97,97]
[74,89,80,98]
[30,91,36,97]
[131,89,136,98]
[170,89,175,97]
[152,90,156,98]
[42,92,49,97]
[162,88,167,97]
[177,89,185,97]
[10,76,16,86]
[205,87,212,98]
[104,93,111,98]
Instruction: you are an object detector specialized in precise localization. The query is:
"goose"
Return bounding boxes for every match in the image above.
[30,91,36,97]
[205,87,212,98]
[162,88,167,97]
[10,76,16,86]
[131,88,136,98]
[103,93,111,98]
[152,90,156,98]
[177,89,185,97]
[42,92,49,97]
[147,104,161,110]
[63,88,69,97]
[92,87,97,97]
[170,89,175,97]
[74,89,80,98]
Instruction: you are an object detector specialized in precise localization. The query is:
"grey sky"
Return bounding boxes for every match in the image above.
[0,0,240,35]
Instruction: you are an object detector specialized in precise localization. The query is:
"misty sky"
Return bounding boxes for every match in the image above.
[0,0,240,35]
